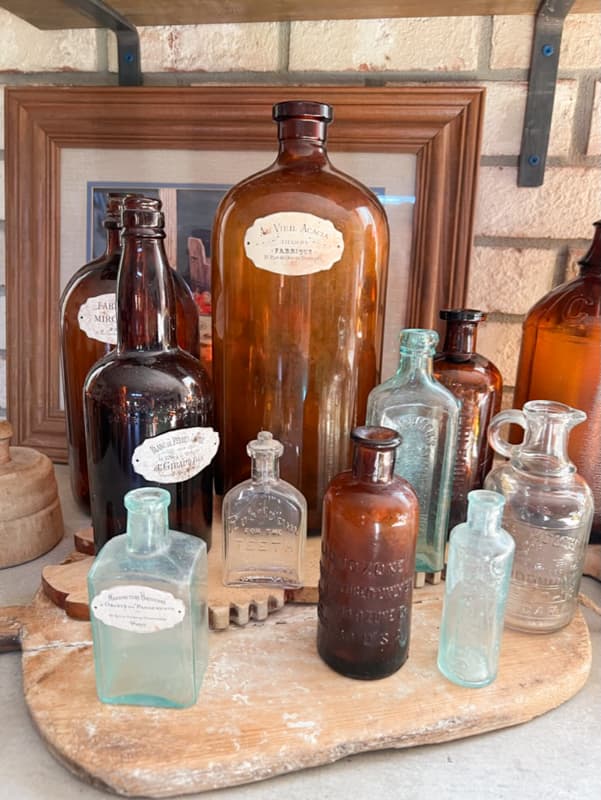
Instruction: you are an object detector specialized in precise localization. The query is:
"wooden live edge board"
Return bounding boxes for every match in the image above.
[0,570,593,796]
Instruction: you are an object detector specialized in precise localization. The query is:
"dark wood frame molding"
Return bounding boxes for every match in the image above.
[5,85,484,461]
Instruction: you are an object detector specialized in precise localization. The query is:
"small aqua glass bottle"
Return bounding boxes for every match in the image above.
[366,328,459,573]
[437,490,515,688]
[87,487,208,708]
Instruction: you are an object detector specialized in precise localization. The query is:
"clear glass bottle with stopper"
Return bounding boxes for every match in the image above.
[438,490,515,688]
[87,487,208,708]
[223,431,307,588]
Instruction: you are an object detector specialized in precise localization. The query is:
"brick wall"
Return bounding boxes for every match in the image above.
[0,9,600,416]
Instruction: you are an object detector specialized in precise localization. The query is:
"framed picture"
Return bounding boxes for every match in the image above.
[5,85,484,461]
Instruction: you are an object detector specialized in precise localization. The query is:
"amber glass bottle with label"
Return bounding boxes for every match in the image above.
[211,100,390,532]
[513,220,601,543]
[60,195,201,511]
[84,197,215,552]
[433,309,502,531]
[317,426,419,680]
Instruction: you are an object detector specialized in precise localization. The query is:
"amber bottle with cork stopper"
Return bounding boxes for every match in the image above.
[60,194,201,512]
[513,220,601,543]
[433,309,502,531]
[211,100,390,532]
[84,196,216,553]
[317,426,419,680]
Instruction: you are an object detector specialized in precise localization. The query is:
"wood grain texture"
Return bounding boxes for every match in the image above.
[2,0,598,29]
[0,586,591,797]
[5,85,483,461]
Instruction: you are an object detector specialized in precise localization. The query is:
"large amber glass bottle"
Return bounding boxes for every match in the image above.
[433,309,502,530]
[60,195,201,511]
[317,426,418,680]
[84,197,215,552]
[513,220,601,543]
[211,100,390,532]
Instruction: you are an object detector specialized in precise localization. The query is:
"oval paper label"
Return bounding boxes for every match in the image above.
[244,212,344,276]
[132,427,219,484]
[78,292,117,345]
[91,586,185,633]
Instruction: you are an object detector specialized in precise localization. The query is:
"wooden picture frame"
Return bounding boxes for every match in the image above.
[5,85,484,461]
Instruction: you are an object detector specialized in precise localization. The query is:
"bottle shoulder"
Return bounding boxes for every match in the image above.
[60,255,120,311]
[449,523,515,557]
[433,357,503,393]
[368,373,460,414]
[523,274,601,328]
[224,479,307,511]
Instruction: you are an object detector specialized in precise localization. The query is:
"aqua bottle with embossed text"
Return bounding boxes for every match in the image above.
[366,329,459,574]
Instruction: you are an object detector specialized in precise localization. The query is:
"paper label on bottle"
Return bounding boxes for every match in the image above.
[244,212,344,276]
[132,427,219,484]
[77,293,117,345]
[91,586,185,633]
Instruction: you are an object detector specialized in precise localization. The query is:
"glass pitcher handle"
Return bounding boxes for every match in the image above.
[487,409,526,459]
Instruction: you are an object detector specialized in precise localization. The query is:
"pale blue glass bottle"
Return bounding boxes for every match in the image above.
[366,328,459,573]
[87,487,208,708]
[437,490,515,688]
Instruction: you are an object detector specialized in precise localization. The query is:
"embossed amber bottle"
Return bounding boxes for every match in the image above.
[60,195,201,511]
[211,100,390,532]
[317,426,419,680]
[84,197,215,552]
[433,309,502,531]
[513,220,601,543]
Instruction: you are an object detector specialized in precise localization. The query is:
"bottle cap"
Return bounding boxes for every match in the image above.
[273,100,333,123]
[439,308,486,322]
[247,431,284,458]
[351,426,402,450]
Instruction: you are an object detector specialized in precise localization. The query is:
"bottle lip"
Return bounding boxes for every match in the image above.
[124,487,171,513]
[439,308,486,322]
[247,430,284,457]
[122,195,164,231]
[399,327,439,354]
[467,489,505,512]
[273,100,333,123]
[351,425,401,449]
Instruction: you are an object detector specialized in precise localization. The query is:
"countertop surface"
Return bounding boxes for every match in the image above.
[1,464,599,800]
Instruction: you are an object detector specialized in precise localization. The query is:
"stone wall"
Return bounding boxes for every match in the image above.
[0,9,600,414]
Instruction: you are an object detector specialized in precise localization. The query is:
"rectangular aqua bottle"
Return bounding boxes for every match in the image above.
[87,487,209,708]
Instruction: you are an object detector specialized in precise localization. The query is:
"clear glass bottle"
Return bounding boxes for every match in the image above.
[366,329,459,574]
[212,100,390,533]
[437,490,515,688]
[84,197,216,553]
[60,194,201,512]
[513,220,601,543]
[484,400,593,633]
[317,426,419,680]
[223,430,307,588]
[87,487,208,708]
[433,309,503,531]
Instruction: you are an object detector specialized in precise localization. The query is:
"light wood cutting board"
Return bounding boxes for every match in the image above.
[0,581,591,797]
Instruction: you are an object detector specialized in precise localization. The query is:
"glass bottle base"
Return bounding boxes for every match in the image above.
[437,656,496,688]
[96,691,197,709]
[317,640,407,681]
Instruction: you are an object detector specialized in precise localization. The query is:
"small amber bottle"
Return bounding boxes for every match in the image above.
[317,426,419,680]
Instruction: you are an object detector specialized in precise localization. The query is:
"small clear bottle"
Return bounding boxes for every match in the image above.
[437,490,515,688]
[366,328,459,574]
[223,431,307,588]
[87,487,208,708]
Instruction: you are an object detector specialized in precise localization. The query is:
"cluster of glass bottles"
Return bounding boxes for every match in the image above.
[60,100,598,706]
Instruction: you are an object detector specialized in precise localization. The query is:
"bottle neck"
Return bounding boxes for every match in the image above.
[105,225,122,257]
[126,501,169,555]
[397,350,433,380]
[579,221,601,276]
[515,418,574,475]
[251,453,280,483]
[117,233,177,353]
[466,501,502,535]
[352,444,396,484]
[443,321,478,361]
[276,118,329,165]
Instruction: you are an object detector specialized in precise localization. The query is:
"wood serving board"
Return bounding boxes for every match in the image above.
[0,584,591,797]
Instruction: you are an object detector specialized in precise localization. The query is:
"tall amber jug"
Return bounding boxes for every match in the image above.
[211,100,390,532]
[513,220,601,543]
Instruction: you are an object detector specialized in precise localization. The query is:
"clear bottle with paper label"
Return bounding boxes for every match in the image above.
[87,487,208,707]
[212,100,390,532]
[60,193,201,512]
[223,431,307,588]
[84,196,215,553]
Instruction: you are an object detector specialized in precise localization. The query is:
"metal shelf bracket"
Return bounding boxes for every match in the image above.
[67,0,142,85]
[518,0,574,187]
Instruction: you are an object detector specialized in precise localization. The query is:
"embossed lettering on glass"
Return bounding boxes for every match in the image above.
[366,329,459,573]
[223,431,307,588]
[485,400,593,633]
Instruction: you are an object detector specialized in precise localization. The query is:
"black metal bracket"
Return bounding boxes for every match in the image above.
[518,0,574,186]
[66,0,142,86]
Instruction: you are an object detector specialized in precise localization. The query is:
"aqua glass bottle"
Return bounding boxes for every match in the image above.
[87,487,208,708]
[366,328,459,573]
[437,490,515,688]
